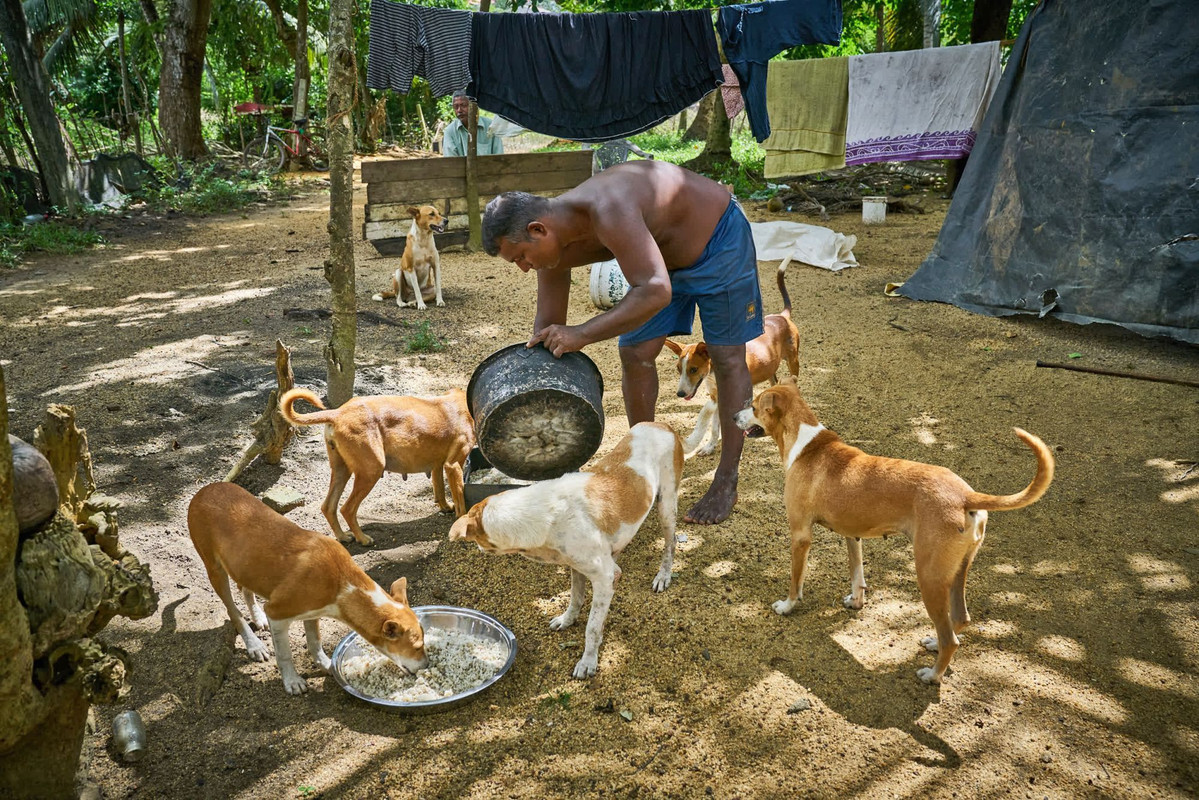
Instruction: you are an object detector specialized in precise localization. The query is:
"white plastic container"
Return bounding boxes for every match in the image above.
[862,196,887,225]
[588,259,629,310]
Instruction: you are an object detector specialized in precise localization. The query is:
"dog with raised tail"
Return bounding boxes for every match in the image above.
[735,380,1054,684]
[188,482,427,695]
[279,387,474,546]
[665,258,800,456]
[449,422,684,679]
[372,204,446,310]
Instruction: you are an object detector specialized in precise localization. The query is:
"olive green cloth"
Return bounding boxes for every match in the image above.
[763,56,849,179]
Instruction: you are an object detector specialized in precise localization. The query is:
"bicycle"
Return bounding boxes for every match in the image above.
[244,117,329,174]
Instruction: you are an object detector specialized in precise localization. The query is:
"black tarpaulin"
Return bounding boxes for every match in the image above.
[899,0,1199,344]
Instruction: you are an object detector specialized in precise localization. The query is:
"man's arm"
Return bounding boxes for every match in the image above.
[530,208,671,356]
[534,267,571,334]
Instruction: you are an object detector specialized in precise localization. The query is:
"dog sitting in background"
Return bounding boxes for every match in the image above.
[735,380,1054,684]
[664,260,800,456]
[279,387,474,546]
[188,482,427,695]
[372,204,446,310]
[449,422,684,679]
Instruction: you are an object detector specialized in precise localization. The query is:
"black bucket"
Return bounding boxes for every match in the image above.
[466,343,605,481]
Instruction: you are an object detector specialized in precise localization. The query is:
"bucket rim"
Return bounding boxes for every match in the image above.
[466,341,604,412]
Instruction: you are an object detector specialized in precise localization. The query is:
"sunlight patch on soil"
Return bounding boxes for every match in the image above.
[1034,634,1087,661]
[1116,657,1199,701]
[971,651,1127,724]
[46,333,252,394]
[31,286,275,327]
[908,411,940,445]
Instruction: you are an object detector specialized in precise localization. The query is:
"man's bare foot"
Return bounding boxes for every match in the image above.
[684,480,737,525]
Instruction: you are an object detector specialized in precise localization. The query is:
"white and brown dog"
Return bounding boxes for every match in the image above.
[372,204,446,310]
[665,260,800,456]
[188,482,427,695]
[280,387,474,546]
[449,422,684,679]
[735,381,1054,684]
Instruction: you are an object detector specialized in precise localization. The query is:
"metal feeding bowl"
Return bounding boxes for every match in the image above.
[330,605,516,713]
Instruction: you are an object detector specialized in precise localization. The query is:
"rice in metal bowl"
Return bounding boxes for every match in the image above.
[340,625,509,703]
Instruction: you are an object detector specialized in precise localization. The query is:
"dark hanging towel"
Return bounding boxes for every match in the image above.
[717,0,843,142]
[366,0,472,98]
[467,10,723,143]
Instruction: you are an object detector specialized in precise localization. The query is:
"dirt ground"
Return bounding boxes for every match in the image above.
[1,168,1196,800]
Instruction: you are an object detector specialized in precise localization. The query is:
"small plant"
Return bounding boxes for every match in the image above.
[541,691,572,711]
[295,325,314,336]
[0,219,105,268]
[139,162,276,215]
[405,320,444,353]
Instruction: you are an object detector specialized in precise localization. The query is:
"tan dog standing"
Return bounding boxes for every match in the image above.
[280,387,474,545]
[665,260,800,456]
[371,204,446,310]
[735,381,1054,684]
[449,422,684,679]
[188,482,427,695]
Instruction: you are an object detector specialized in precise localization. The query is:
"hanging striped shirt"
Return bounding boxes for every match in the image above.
[367,0,472,99]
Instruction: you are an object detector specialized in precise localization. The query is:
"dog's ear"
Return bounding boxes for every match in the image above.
[448,515,470,541]
[389,576,409,605]
[780,376,798,388]
[382,619,403,639]
[695,342,708,357]
[761,391,777,409]
[663,339,683,356]
[406,206,420,218]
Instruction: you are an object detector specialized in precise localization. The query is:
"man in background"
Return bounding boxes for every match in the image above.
[442,91,504,157]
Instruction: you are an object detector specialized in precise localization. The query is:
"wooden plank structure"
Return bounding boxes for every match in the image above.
[362,150,593,254]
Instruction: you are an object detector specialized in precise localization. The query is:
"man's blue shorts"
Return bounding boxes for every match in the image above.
[619,197,764,348]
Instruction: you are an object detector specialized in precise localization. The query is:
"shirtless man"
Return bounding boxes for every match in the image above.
[481,160,763,525]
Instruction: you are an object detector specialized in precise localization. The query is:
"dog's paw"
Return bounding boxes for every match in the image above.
[435,299,446,308]
[251,609,270,630]
[245,636,270,662]
[920,636,939,652]
[415,302,428,311]
[772,598,799,615]
[651,569,672,592]
[353,532,375,546]
[572,656,598,679]
[282,674,310,695]
[843,592,865,610]
[697,443,718,457]
[915,667,941,685]
[371,293,384,301]
[549,612,577,631]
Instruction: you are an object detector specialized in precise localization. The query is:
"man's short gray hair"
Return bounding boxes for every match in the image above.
[482,192,550,257]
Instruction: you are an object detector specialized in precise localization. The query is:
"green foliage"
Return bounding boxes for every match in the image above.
[0,219,105,269]
[138,162,276,215]
[404,320,444,353]
[628,130,702,164]
[540,691,573,711]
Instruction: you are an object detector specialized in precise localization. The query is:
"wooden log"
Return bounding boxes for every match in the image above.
[32,405,95,522]
[1035,360,1199,389]
[225,340,296,483]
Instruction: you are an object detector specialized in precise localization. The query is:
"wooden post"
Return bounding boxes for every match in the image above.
[225,341,297,482]
[324,0,357,407]
[465,0,492,252]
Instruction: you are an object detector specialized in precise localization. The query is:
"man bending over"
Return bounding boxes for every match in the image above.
[481,161,763,525]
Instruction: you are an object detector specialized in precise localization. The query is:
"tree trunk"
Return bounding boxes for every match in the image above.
[0,0,78,213]
[921,0,941,49]
[682,91,733,175]
[263,0,310,158]
[324,0,357,407]
[972,0,1013,43]
[158,0,214,161]
[683,92,712,142]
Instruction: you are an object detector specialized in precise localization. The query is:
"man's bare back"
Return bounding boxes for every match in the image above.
[550,161,734,273]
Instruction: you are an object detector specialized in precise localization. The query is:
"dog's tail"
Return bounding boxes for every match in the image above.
[965,428,1055,512]
[372,289,398,301]
[279,388,340,427]
[777,256,793,317]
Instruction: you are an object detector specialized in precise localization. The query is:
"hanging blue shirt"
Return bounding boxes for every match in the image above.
[717,0,843,142]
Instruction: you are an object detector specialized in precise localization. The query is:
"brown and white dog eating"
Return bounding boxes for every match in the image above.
[735,380,1054,684]
[372,204,446,310]
[449,422,684,679]
[188,482,427,695]
[665,260,800,456]
[279,387,475,545]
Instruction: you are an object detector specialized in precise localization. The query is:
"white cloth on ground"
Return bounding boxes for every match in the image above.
[750,221,858,272]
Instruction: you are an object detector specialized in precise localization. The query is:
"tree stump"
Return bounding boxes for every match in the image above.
[225,340,296,483]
